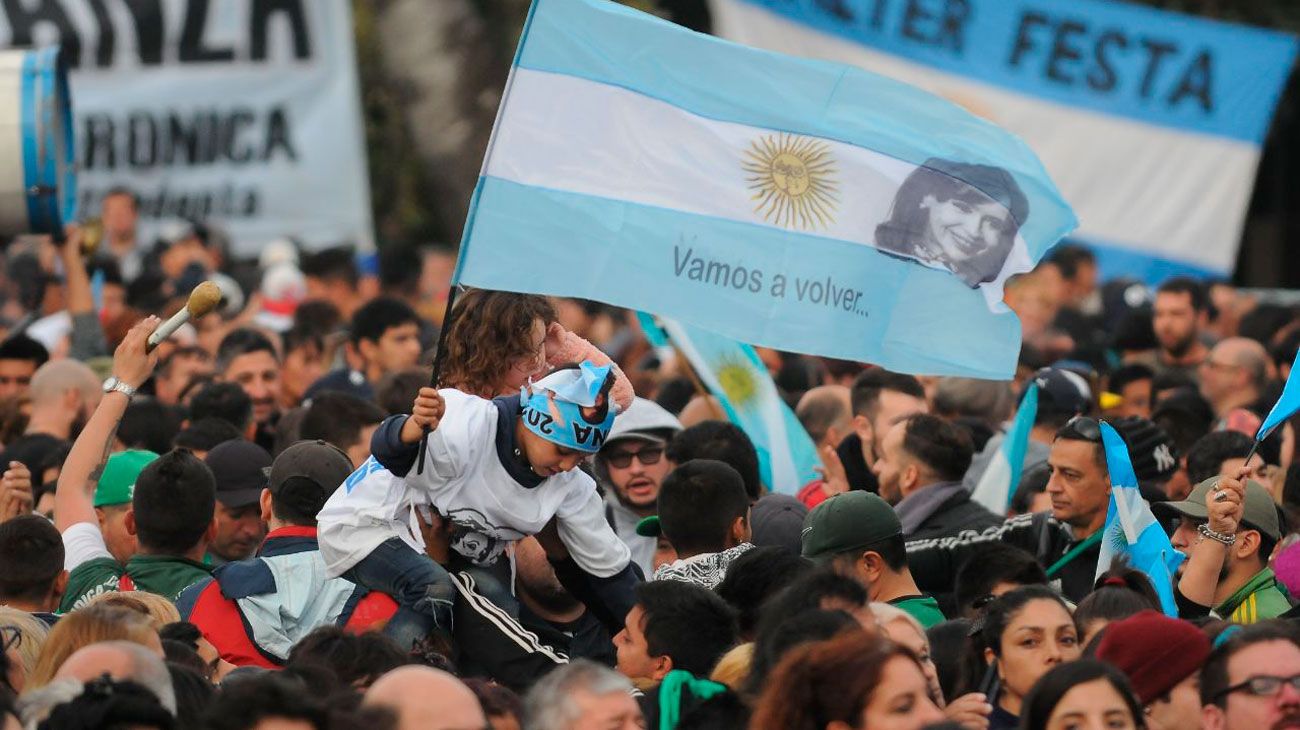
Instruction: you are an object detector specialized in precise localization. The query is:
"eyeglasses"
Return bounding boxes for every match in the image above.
[1063,416,1102,443]
[1215,674,1300,701]
[604,446,665,469]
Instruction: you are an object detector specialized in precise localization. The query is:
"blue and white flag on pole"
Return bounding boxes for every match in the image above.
[971,383,1038,515]
[1258,347,1300,442]
[708,0,1297,284]
[639,312,821,494]
[1096,422,1185,616]
[455,0,1077,379]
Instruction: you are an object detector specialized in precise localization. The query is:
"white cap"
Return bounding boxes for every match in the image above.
[605,397,682,445]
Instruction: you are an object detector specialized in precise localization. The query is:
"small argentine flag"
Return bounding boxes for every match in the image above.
[1258,346,1300,442]
[454,0,1076,379]
[1096,421,1185,617]
[638,312,821,494]
[971,383,1038,515]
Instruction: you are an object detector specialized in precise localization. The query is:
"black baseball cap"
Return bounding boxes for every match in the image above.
[205,440,273,508]
[264,440,354,519]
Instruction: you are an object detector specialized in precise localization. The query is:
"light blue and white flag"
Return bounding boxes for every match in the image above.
[639,312,821,494]
[971,383,1038,515]
[455,0,1077,379]
[1097,421,1185,617]
[709,0,1298,284]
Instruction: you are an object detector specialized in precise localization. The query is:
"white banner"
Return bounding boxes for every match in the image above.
[0,0,373,255]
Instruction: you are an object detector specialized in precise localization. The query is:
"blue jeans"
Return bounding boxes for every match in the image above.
[345,537,456,651]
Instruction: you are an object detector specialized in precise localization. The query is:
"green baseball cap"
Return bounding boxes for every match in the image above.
[93,450,159,507]
[801,491,902,563]
[635,515,661,537]
[1152,476,1281,541]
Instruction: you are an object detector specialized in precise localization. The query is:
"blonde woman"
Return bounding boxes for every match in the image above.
[87,591,181,630]
[27,604,160,688]
[0,607,49,693]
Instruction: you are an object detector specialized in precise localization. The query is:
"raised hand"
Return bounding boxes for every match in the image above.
[400,387,447,444]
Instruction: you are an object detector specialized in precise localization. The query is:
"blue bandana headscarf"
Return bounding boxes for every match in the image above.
[520,361,619,453]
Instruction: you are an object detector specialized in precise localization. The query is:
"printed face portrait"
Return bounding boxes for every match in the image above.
[920,187,1013,265]
[874,158,1028,289]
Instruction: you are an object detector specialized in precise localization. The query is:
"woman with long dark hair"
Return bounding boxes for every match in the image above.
[1019,659,1144,730]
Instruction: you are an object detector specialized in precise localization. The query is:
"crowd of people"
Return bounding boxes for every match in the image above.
[1,196,1300,730]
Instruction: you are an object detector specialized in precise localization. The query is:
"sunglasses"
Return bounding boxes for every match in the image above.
[1216,674,1300,701]
[604,446,665,469]
[1063,415,1102,443]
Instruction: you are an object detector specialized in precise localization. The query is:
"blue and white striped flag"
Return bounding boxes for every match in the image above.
[639,312,821,494]
[1096,422,1185,616]
[455,0,1076,379]
[971,383,1037,515]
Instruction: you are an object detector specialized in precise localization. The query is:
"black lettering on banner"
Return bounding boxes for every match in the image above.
[123,0,165,66]
[813,0,854,22]
[1169,50,1212,112]
[1138,38,1177,99]
[1008,11,1049,68]
[251,0,312,61]
[1087,30,1126,92]
[86,0,114,67]
[180,0,235,62]
[2,0,81,66]
[127,112,158,168]
[80,105,298,172]
[1046,20,1086,85]
[1005,10,1215,114]
[264,107,297,161]
[902,0,969,53]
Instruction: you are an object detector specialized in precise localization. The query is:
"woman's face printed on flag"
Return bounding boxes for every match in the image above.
[874,158,1029,288]
[920,185,1013,265]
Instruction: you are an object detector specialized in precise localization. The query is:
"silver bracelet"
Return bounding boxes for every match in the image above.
[1198,523,1237,546]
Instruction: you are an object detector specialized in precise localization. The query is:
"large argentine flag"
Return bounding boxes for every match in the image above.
[641,313,821,494]
[1097,422,1185,617]
[455,0,1077,379]
[971,383,1037,515]
[708,0,1297,283]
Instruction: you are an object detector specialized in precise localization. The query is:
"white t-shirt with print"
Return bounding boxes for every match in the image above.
[317,389,630,579]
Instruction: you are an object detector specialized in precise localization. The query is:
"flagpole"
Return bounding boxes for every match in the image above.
[415,282,462,475]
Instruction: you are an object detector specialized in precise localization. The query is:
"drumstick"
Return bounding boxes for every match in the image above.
[146,281,223,352]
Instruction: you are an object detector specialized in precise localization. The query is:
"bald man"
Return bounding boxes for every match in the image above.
[363,666,486,730]
[54,640,175,714]
[1199,337,1271,419]
[25,360,101,441]
[796,385,852,452]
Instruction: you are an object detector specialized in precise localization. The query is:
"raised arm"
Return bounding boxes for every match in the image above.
[1177,470,1246,608]
[54,316,160,532]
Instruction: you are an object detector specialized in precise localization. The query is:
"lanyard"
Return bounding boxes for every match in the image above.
[1046,530,1102,577]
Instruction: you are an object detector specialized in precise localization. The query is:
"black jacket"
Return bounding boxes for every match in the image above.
[906,511,1100,603]
[906,488,1002,543]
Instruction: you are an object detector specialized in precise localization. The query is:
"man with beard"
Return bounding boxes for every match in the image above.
[215,329,282,452]
[595,398,682,576]
[1146,277,1211,382]
[1200,621,1300,730]
[22,360,101,442]
[1158,472,1289,624]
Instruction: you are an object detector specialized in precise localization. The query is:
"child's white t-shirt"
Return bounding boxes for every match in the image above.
[316,389,631,579]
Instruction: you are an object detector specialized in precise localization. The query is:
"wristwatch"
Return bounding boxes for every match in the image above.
[102,376,137,399]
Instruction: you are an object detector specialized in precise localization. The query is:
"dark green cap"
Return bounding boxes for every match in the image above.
[801,491,901,563]
[1152,476,1281,540]
[636,515,661,537]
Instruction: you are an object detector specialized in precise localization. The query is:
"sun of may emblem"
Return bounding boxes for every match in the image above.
[716,354,760,411]
[743,133,839,231]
